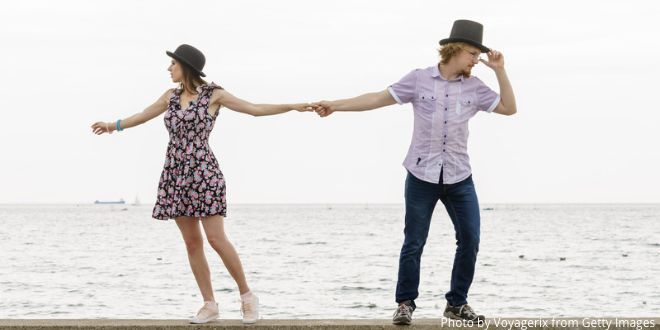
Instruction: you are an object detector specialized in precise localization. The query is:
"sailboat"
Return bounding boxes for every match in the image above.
[131,195,141,206]
[94,198,125,205]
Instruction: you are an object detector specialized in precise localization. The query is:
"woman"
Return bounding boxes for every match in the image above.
[91,44,311,324]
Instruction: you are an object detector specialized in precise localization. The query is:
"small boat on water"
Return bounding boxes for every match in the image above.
[94,199,126,205]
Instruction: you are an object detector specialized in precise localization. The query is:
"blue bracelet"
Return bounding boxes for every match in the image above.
[116,119,123,132]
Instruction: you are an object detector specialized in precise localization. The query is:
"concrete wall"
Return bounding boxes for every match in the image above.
[0,318,658,330]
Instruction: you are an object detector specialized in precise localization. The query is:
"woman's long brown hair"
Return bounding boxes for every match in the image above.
[179,61,207,95]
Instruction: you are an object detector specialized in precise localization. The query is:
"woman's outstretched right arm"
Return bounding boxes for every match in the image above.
[91,89,172,135]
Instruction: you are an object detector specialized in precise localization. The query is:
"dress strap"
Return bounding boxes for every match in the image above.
[195,82,223,94]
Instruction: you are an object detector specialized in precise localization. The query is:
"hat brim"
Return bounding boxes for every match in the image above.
[166,51,206,77]
[439,38,490,53]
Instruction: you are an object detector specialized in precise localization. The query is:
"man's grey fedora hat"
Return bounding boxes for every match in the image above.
[439,19,490,53]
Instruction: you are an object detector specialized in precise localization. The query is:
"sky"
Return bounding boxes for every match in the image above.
[0,0,659,204]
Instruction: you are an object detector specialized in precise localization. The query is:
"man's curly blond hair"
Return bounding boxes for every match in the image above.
[438,42,476,64]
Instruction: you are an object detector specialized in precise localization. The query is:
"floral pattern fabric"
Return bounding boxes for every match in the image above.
[152,83,227,220]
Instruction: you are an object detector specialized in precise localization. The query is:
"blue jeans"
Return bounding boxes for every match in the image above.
[396,171,481,307]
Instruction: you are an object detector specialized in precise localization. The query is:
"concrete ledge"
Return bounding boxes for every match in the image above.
[0,319,658,330]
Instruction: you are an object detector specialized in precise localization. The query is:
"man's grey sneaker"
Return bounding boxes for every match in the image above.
[392,301,414,325]
[443,303,485,321]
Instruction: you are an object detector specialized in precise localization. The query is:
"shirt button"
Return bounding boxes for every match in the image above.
[444,121,447,124]
[443,149,446,152]
[445,94,448,97]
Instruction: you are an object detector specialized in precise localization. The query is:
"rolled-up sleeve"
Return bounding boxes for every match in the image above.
[475,77,500,113]
[388,69,418,104]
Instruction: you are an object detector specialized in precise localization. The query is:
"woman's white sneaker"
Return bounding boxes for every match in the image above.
[190,301,219,324]
[240,293,259,324]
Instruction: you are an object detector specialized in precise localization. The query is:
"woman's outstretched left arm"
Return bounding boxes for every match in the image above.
[214,89,311,117]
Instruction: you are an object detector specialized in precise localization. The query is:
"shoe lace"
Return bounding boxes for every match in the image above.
[197,304,216,317]
[397,304,412,316]
[459,304,479,319]
[241,301,253,316]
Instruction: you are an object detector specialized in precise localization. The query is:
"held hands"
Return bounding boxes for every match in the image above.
[311,101,334,118]
[292,103,316,112]
[293,101,335,118]
[91,121,114,135]
[480,49,505,71]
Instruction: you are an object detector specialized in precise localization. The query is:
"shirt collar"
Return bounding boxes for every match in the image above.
[432,64,464,82]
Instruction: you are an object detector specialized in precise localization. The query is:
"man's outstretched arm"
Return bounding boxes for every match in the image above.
[313,90,397,117]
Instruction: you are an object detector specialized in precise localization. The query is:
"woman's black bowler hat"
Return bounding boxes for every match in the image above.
[439,19,490,53]
[166,44,206,77]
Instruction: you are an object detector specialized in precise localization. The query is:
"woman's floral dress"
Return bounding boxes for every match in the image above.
[152,83,227,220]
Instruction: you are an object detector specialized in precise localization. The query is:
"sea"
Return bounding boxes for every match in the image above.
[0,204,658,319]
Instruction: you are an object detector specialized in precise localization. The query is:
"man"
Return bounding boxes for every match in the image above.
[313,20,516,324]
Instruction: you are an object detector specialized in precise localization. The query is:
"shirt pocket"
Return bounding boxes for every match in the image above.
[416,92,437,113]
[456,94,476,115]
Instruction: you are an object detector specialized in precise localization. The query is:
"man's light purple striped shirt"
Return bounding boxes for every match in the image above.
[388,65,500,184]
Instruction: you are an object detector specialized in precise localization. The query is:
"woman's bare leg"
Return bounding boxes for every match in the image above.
[201,215,250,295]
[175,216,215,302]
